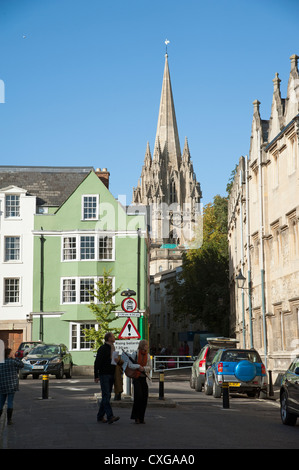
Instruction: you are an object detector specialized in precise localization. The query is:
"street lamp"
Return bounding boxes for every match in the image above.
[236,270,246,289]
[235,269,253,348]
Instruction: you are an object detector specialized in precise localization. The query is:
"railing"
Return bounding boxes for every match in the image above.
[153,355,193,372]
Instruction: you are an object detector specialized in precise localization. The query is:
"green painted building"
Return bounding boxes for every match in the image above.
[31,169,148,367]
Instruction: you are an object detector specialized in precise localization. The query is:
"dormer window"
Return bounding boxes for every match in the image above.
[5,195,20,218]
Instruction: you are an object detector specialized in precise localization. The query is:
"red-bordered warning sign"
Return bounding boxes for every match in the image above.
[121,297,137,313]
[118,318,140,340]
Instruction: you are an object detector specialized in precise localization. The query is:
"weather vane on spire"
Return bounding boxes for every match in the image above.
[165,38,170,55]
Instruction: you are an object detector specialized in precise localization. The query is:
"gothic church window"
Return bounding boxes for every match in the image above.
[170,178,176,203]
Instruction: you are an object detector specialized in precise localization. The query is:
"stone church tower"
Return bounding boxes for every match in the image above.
[133,53,202,275]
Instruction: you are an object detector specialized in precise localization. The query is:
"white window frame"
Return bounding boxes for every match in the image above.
[3,277,21,305]
[62,236,77,261]
[62,278,76,304]
[5,194,20,218]
[80,235,95,260]
[98,235,114,261]
[79,277,95,303]
[61,234,115,262]
[61,276,114,305]
[81,195,99,221]
[70,322,98,351]
[4,236,21,262]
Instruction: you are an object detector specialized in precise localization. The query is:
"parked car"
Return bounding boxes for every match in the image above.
[15,341,43,359]
[20,343,73,379]
[204,348,267,398]
[190,338,239,391]
[280,356,299,426]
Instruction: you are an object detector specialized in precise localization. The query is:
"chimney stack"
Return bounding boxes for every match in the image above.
[95,168,110,189]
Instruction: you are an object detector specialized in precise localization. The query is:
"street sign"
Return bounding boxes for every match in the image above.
[121,297,137,313]
[115,340,139,355]
[117,311,141,318]
[118,318,140,339]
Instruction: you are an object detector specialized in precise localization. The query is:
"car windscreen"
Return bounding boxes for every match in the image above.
[30,345,60,356]
[221,350,261,363]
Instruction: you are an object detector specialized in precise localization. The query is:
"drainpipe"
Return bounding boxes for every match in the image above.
[258,131,268,368]
[245,156,253,348]
[239,166,245,348]
[137,228,143,339]
[39,228,45,342]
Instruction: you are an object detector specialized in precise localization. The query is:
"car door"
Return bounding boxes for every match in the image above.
[288,359,299,413]
[208,349,222,383]
[61,344,69,370]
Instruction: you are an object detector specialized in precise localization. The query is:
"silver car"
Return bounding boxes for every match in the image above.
[190,338,239,392]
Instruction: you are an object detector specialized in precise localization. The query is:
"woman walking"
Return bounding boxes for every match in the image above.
[124,340,152,424]
[0,348,24,424]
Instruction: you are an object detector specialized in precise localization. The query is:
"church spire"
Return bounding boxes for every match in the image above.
[155,52,181,171]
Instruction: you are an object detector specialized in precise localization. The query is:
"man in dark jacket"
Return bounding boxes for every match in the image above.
[94,332,120,424]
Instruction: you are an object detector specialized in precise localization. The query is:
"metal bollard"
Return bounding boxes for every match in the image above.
[268,370,274,397]
[159,365,165,400]
[222,382,230,408]
[42,374,49,399]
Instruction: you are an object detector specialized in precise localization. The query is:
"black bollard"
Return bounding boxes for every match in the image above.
[159,365,165,400]
[222,382,230,408]
[42,374,49,399]
[268,370,274,397]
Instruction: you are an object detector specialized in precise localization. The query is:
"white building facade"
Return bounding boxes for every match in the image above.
[0,185,35,348]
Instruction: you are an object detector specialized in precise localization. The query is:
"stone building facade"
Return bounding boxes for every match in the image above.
[228,55,299,381]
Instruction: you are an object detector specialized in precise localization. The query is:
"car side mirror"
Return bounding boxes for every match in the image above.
[294,367,299,375]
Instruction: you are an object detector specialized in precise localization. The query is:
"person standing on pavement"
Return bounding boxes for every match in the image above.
[124,339,152,424]
[94,332,120,424]
[0,348,24,425]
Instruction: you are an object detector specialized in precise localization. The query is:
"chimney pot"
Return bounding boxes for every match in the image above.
[95,168,110,189]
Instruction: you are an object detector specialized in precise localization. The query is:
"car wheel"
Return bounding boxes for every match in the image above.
[32,374,39,379]
[190,373,195,389]
[195,376,202,392]
[204,377,213,395]
[56,364,64,379]
[19,372,27,379]
[280,391,297,426]
[213,379,222,398]
[65,364,72,379]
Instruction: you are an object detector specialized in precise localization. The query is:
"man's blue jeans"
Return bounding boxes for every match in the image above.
[97,374,114,421]
[0,393,15,410]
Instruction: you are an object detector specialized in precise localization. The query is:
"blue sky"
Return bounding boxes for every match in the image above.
[0,0,298,206]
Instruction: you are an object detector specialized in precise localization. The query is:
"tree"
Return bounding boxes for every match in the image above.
[167,195,230,336]
[83,271,121,351]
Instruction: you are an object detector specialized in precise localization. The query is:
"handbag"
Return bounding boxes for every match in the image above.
[124,365,140,379]
[122,349,147,379]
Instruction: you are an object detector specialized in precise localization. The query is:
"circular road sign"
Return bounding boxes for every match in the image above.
[121,297,137,313]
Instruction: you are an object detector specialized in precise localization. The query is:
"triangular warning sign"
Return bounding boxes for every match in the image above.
[118,318,140,339]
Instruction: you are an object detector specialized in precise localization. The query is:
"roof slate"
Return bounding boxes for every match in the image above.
[0,166,93,207]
